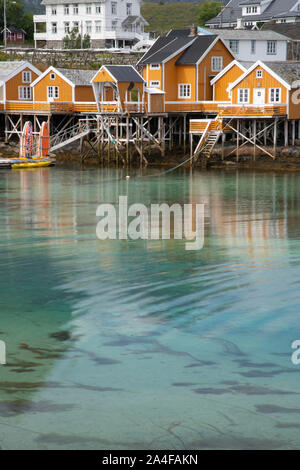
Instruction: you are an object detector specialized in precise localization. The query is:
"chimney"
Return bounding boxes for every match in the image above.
[235,18,245,29]
[189,26,197,37]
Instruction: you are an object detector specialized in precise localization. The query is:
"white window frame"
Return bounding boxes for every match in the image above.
[86,21,92,33]
[211,56,223,72]
[96,4,101,14]
[269,87,281,103]
[256,69,263,78]
[111,2,117,14]
[64,4,69,15]
[178,83,191,99]
[64,22,70,34]
[51,22,57,34]
[95,21,102,33]
[267,40,277,55]
[50,73,56,80]
[238,88,250,104]
[22,71,31,83]
[18,86,32,100]
[229,40,239,54]
[47,86,59,99]
[150,80,160,87]
[51,6,57,15]
[73,4,79,15]
[111,20,117,31]
[126,2,132,15]
[86,4,92,14]
[150,64,160,70]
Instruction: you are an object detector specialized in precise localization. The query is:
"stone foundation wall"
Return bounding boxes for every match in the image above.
[1,47,144,70]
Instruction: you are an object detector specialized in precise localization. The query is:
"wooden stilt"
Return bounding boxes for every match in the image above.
[221,132,225,160]
[274,118,277,159]
[236,119,239,162]
[284,119,288,147]
[253,119,256,161]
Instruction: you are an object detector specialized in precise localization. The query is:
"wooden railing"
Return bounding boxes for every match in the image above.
[165,102,228,113]
[219,105,287,117]
[74,103,98,113]
[189,116,223,134]
[124,101,144,113]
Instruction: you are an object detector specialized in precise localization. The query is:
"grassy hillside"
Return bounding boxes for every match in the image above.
[142,1,209,34]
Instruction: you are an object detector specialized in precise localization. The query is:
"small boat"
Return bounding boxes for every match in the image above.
[0,121,54,170]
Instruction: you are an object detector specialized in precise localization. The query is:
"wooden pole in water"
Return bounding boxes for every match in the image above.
[126,116,129,167]
[292,120,295,146]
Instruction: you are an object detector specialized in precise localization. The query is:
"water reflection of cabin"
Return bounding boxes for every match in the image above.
[91,65,146,114]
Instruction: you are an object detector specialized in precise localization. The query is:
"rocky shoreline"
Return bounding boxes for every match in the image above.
[1,140,300,171]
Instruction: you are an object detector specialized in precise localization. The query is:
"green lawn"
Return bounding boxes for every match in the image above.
[141,2,204,35]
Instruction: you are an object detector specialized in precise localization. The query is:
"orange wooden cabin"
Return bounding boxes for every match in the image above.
[0,61,41,113]
[138,30,235,114]
[222,60,300,119]
[31,66,97,114]
[91,65,146,114]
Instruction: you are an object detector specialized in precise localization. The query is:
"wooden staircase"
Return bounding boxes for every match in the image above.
[189,117,222,161]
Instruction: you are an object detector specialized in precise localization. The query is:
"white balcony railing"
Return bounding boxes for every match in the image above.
[33,15,47,23]
[34,32,47,40]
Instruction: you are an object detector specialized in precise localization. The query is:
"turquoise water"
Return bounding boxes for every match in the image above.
[1,167,300,449]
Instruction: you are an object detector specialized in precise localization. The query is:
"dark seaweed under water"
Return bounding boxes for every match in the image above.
[1,166,300,449]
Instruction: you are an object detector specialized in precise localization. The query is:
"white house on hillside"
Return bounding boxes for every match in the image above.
[33,0,151,49]
[206,0,300,29]
[208,29,290,62]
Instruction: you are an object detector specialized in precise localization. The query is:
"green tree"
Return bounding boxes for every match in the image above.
[63,29,91,49]
[198,1,224,26]
[82,34,91,49]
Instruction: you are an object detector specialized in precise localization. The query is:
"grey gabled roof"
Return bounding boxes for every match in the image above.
[105,65,144,83]
[56,68,95,85]
[122,15,149,27]
[207,28,290,41]
[176,35,218,65]
[266,61,300,85]
[239,0,261,4]
[206,0,299,25]
[206,0,244,25]
[138,36,196,65]
[42,0,92,3]
[0,61,28,83]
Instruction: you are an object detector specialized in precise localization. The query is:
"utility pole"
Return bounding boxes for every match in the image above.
[4,0,7,48]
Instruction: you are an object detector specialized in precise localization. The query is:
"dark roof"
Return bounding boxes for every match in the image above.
[137,36,174,65]
[105,65,144,82]
[139,36,196,65]
[261,23,300,40]
[176,35,218,65]
[7,27,26,34]
[166,29,190,39]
